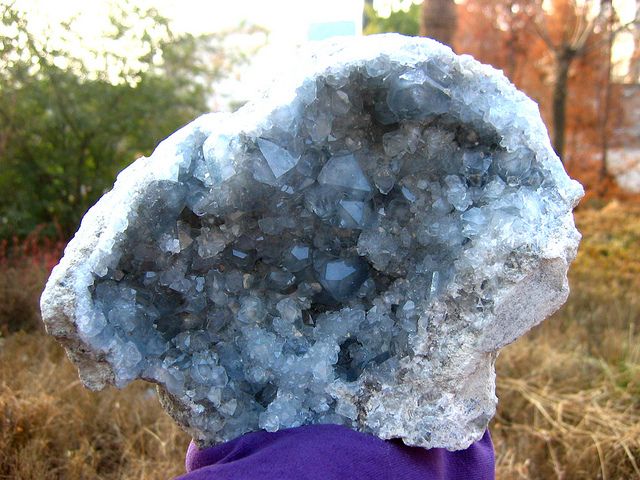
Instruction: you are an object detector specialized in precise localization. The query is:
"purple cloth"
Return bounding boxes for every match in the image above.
[176,424,494,480]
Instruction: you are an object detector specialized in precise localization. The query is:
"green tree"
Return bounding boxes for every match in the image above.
[363,2,421,36]
[0,3,250,238]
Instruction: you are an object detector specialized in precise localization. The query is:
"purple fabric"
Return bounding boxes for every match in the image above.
[176,424,494,480]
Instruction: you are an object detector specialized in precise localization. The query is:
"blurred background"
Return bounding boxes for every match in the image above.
[0,1,638,478]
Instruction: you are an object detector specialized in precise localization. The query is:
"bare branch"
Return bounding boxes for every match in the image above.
[581,15,640,55]
[566,0,587,46]
[529,15,557,51]
[573,12,601,52]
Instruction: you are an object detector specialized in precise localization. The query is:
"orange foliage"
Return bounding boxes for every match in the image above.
[454,0,628,199]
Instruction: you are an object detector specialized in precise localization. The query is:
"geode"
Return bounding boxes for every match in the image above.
[41,34,583,450]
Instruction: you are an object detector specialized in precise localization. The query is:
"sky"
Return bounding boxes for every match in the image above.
[13,0,638,46]
[15,0,365,41]
[12,0,367,107]
[10,0,639,103]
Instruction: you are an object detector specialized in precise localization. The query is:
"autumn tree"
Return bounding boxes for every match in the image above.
[512,0,636,163]
[526,0,609,161]
[629,21,640,81]
[456,0,638,169]
[364,0,637,190]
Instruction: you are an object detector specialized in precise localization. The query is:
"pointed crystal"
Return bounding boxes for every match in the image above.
[257,138,299,178]
[338,199,368,228]
[314,255,369,302]
[317,154,371,193]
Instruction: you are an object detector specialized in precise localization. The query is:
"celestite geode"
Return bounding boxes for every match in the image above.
[41,34,583,450]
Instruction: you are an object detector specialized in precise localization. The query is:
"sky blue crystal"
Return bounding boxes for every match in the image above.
[317,154,372,193]
[257,138,299,178]
[42,36,583,451]
[314,255,370,302]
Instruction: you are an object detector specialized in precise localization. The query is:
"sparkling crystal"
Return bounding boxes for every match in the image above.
[257,138,299,178]
[42,35,583,451]
[317,154,371,193]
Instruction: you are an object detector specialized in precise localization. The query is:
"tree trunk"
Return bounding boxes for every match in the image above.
[599,3,615,183]
[630,28,640,82]
[420,0,457,47]
[552,50,573,162]
[362,0,374,31]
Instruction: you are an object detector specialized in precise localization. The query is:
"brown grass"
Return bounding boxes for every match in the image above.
[0,231,65,336]
[0,333,188,479]
[0,264,47,336]
[492,201,640,479]
[0,201,638,479]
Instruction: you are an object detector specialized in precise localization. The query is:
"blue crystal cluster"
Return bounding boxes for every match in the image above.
[45,38,581,448]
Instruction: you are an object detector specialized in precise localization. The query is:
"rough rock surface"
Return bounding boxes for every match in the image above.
[41,34,583,450]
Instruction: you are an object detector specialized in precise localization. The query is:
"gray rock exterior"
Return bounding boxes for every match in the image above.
[41,34,583,450]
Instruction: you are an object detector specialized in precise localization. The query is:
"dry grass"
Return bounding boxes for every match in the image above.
[0,333,188,479]
[492,201,640,479]
[0,333,189,479]
[0,264,47,336]
[0,201,638,479]
[0,231,65,336]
